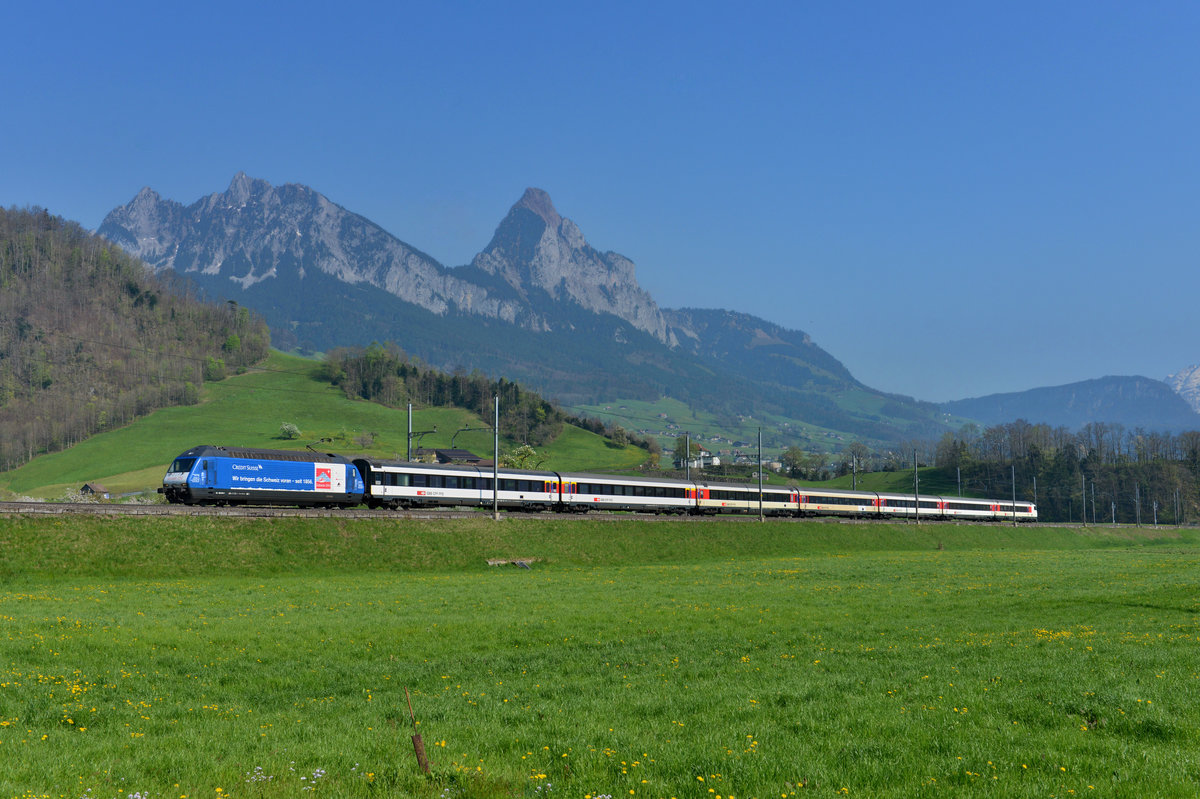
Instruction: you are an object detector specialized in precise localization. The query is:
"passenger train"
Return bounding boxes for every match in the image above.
[161,445,1038,522]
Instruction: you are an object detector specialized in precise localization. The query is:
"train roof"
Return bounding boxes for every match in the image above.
[173,445,352,464]
[352,459,557,479]
[693,478,800,491]
[797,486,880,499]
[567,472,697,485]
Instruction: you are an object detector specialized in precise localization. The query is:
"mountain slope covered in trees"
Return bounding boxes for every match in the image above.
[0,207,270,470]
[943,376,1200,433]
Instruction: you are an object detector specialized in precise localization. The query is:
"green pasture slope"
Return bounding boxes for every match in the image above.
[1,515,1197,798]
[0,351,647,499]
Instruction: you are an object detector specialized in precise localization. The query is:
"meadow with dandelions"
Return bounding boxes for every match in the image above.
[1,516,1198,798]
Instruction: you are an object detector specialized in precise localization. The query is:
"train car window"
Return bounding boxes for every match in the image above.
[412,474,427,488]
[444,476,458,489]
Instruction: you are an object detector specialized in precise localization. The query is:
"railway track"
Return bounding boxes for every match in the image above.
[0,500,471,520]
[0,500,1056,525]
[0,501,703,521]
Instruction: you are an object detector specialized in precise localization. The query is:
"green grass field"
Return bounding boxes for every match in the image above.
[1,516,1197,798]
[0,352,646,500]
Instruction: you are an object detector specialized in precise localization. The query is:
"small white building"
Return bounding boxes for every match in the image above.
[673,449,721,470]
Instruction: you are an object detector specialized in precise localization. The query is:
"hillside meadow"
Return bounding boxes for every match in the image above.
[0,351,647,500]
[1,516,1197,798]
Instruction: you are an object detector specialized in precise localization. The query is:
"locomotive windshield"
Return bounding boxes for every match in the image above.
[169,457,196,474]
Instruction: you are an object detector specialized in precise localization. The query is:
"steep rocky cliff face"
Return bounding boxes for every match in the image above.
[100,173,540,326]
[466,188,676,346]
[1166,364,1200,413]
[100,176,673,343]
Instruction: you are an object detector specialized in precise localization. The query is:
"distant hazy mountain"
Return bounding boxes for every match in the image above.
[944,376,1200,431]
[96,174,957,445]
[1166,364,1200,414]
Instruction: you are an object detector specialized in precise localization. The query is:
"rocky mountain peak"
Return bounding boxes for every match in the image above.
[515,187,561,228]
[99,186,182,260]
[225,171,271,204]
[471,189,676,346]
[132,186,161,206]
[101,177,677,347]
[1166,364,1200,413]
[99,173,541,321]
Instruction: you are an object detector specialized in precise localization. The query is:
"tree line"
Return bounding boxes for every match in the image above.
[0,206,270,472]
[930,420,1199,524]
[318,343,660,454]
[770,418,1199,524]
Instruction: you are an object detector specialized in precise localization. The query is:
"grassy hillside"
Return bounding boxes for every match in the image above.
[575,396,865,458]
[814,466,962,495]
[0,351,647,499]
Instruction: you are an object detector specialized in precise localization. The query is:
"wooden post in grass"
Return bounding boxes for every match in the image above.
[405,687,430,774]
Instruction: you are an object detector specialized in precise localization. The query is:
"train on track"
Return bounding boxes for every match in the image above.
[161,445,1038,522]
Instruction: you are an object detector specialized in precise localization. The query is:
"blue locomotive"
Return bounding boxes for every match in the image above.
[160,445,365,507]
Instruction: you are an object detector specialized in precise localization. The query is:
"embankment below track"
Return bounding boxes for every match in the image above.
[2,515,1196,578]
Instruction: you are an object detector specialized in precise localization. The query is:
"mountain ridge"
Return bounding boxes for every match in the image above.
[944,375,1200,432]
[99,173,1194,443]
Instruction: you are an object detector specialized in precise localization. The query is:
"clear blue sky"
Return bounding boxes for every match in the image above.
[5,1,1198,401]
